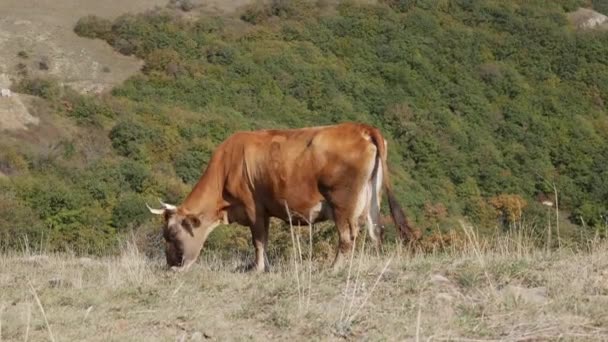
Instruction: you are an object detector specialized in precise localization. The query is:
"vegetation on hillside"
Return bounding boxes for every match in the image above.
[2,0,607,255]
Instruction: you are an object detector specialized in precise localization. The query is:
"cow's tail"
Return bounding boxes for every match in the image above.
[368,127,421,243]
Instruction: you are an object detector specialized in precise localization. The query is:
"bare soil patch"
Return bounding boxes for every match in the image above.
[568,7,608,30]
[0,0,170,96]
[0,94,39,131]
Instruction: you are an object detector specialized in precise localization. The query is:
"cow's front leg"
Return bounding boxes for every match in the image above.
[249,216,270,273]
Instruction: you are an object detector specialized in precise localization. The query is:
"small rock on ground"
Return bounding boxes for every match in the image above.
[500,285,548,305]
[430,273,450,285]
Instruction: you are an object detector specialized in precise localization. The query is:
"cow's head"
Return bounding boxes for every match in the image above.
[146,200,220,272]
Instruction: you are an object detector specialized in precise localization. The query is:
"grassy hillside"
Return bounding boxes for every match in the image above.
[2,234,608,341]
[1,0,607,255]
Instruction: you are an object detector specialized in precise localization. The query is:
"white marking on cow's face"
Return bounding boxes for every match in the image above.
[162,212,221,269]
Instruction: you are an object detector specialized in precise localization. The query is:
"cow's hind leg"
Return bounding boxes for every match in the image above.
[249,215,270,273]
[329,183,368,272]
[331,166,377,271]
[331,209,359,272]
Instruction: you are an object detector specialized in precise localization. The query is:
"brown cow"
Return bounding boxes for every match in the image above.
[147,122,420,272]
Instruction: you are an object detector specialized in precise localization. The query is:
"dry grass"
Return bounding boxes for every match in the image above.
[1,228,608,341]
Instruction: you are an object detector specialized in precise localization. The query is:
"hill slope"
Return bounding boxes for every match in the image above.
[1,0,607,254]
[0,0,171,95]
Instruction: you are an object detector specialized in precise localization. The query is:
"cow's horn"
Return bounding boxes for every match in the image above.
[146,203,165,215]
[158,198,177,210]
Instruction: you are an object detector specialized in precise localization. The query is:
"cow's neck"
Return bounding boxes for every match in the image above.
[180,167,224,219]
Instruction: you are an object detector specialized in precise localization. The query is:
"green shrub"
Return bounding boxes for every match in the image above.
[109,120,152,159]
[45,206,113,254]
[74,15,112,39]
[82,163,122,203]
[240,2,272,24]
[13,77,62,100]
[111,193,149,230]
[0,147,29,176]
[15,177,87,220]
[0,191,45,251]
[204,42,236,65]
[381,0,417,13]
[174,148,211,184]
[592,0,608,15]
[143,48,183,74]
[65,96,115,125]
[118,160,152,193]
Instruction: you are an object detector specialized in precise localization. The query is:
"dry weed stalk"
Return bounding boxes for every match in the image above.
[295,223,303,265]
[306,215,313,310]
[24,302,31,342]
[546,203,552,254]
[552,182,560,248]
[284,201,303,311]
[0,304,3,342]
[459,221,497,299]
[415,301,422,342]
[339,233,358,323]
[284,201,315,313]
[346,229,368,319]
[28,281,56,342]
[347,254,393,324]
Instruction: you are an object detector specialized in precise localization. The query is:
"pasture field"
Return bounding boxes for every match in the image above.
[1,227,608,341]
[1,1,608,340]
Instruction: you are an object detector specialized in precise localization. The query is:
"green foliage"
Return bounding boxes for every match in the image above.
[0,188,44,251]
[174,148,210,184]
[65,95,115,125]
[0,147,29,176]
[109,120,152,159]
[593,0,608,15]
[104,0,607,230]
[4,0,608,256]
[119,160,152,193]
[240,0,313,24]
[13,77,62,100]
[111,193,149,230]
[74,15,112,40]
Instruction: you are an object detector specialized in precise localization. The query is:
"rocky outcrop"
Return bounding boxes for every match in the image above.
[568,8,608,30]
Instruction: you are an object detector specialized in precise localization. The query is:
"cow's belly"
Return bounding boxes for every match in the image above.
[307,200,333,223]
[268,199,333,226]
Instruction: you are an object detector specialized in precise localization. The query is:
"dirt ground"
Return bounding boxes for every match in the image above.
[0,93,39,131]
[0,0,171,95]
[568,7,608,30]
[0,0,259,132]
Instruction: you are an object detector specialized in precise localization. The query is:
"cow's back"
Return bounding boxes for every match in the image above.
[220,123,380,218]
